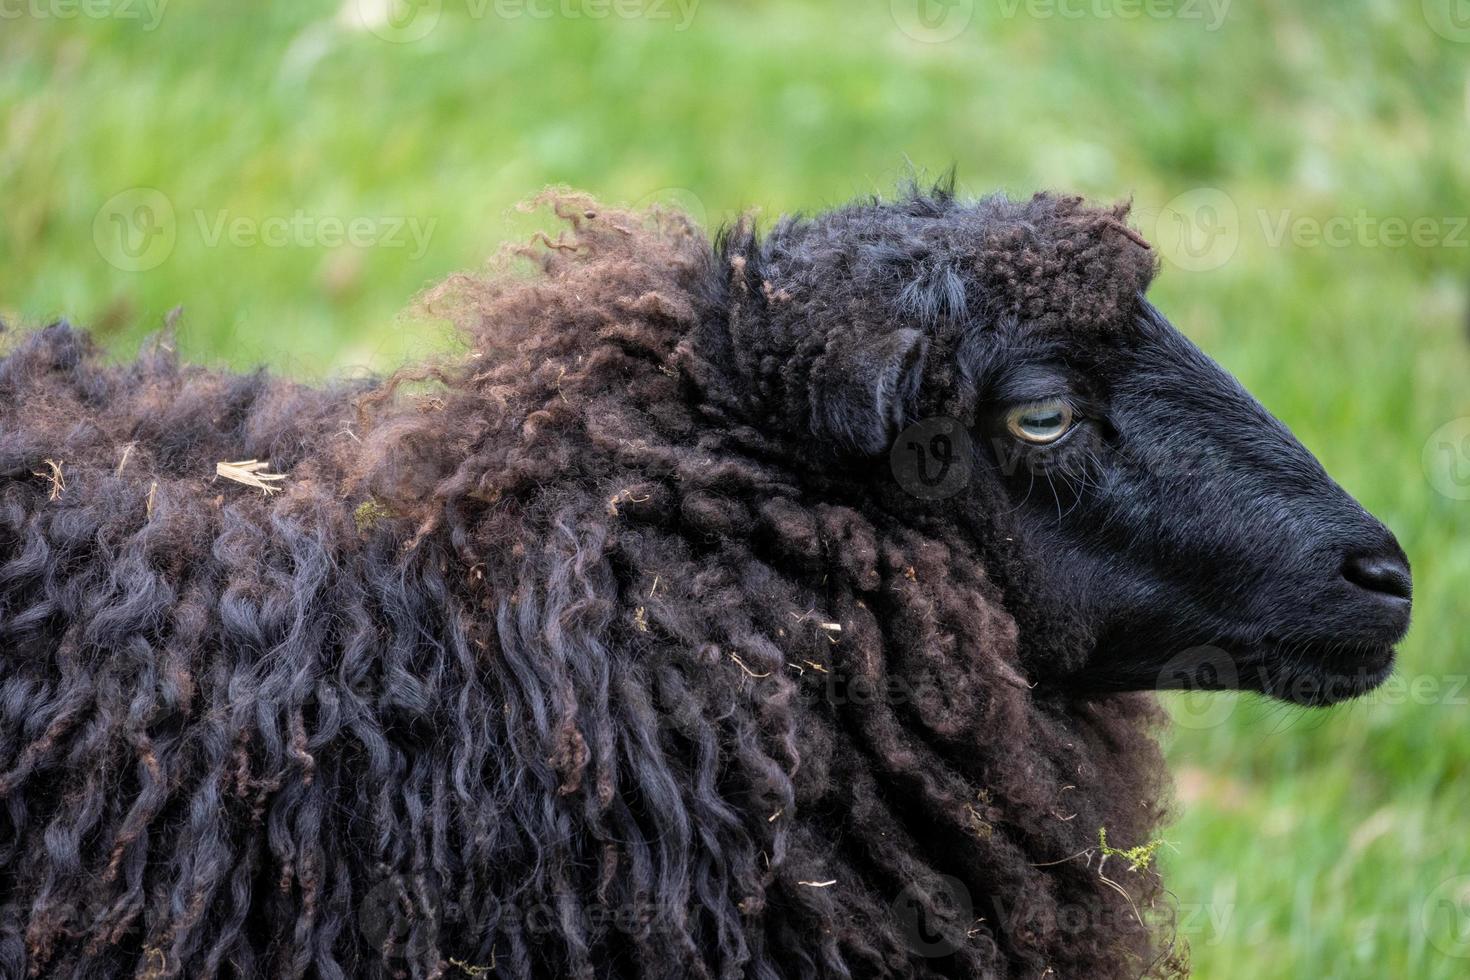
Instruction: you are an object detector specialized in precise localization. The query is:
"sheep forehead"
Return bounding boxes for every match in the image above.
[778,196,1159,335]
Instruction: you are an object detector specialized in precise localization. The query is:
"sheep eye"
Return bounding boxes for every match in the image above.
[1005,400,1075,445]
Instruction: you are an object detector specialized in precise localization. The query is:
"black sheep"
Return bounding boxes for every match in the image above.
[0,186,1411,979]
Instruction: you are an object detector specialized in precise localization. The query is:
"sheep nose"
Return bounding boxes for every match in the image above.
[1342,551,1413,602]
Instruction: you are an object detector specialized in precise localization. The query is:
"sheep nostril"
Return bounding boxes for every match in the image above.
[1342,552,1413,602]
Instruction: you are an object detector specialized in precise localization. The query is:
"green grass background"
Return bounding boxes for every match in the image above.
[2,1,1469,976]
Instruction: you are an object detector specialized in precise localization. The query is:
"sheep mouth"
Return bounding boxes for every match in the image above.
[1059,631,1398,706]
[1249,639,1397,707]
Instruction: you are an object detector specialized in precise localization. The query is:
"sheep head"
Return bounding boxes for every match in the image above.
[706,186,1411,709]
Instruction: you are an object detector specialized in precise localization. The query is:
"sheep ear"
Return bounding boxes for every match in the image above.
[812,328,929,455]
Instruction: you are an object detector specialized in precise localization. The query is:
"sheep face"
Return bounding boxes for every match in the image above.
[962,300,1413,708]
[728,189,1411,709]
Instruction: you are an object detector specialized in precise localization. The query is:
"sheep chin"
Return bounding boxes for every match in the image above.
[1247,640,1398,707]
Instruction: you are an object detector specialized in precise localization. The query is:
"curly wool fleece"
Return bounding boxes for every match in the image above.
[0,188,1179,979]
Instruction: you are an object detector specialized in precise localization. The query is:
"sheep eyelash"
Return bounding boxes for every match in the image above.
[999,415,1109,516]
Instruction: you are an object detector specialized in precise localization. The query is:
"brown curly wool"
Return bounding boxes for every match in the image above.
[0,188,1178,978]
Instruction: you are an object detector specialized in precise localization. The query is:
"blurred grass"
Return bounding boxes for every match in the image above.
[2,1,1469,976]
